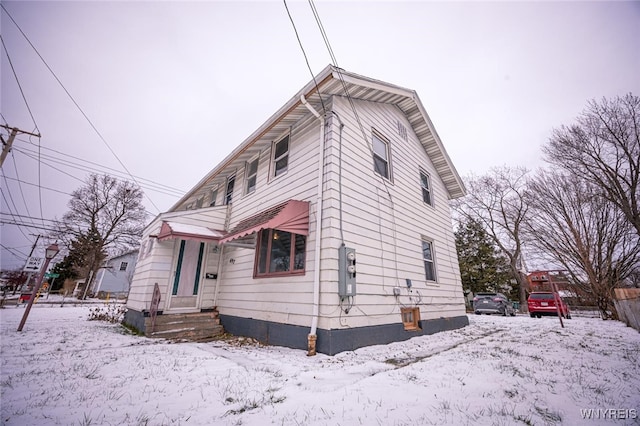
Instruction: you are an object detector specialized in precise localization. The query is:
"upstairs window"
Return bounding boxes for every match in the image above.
[119,262,128,271]
[420,170,433,206]
[225,175,235,205]
[245,157,259,194]
[255,228,306,277]
[273,135,290,177]
[372,131,390,179]
[209,188,218,207]
[421,239,437,281]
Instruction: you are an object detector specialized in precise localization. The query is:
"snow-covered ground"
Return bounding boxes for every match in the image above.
[1,302,639,426]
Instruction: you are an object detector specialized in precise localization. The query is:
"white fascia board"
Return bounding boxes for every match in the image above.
[412,94,466,198]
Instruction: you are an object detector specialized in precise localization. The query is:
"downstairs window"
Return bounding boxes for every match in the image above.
[255,228,306,277]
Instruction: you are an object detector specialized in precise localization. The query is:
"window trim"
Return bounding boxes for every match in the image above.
[271,133,290,179]
[421,238,437,282]
[225,174,236,205]
[245,156,259,195]
[371,130,391,180]
[254,228,306,278]
[209,187,218,207]
[420,169,434,207]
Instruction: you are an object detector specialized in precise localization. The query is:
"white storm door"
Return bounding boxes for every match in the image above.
[170,240,205,308]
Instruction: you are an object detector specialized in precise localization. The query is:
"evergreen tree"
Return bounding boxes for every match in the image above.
[455,217,514,296]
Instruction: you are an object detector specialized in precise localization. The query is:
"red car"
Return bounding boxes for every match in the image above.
[527,292,571,319]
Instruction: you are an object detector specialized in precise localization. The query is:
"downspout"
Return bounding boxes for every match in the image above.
[301,94,324,356]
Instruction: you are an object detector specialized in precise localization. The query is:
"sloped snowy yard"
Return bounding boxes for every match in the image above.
[1,303,638,426]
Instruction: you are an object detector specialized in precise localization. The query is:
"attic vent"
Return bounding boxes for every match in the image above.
[396,120,408,141]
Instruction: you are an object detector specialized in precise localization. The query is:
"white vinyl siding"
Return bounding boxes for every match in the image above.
[315,96,464,328]
[127,207,228,312]
[213,113,320,327]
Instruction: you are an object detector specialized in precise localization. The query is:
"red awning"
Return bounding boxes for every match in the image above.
[157,221,225,243]
[219,200,309,244]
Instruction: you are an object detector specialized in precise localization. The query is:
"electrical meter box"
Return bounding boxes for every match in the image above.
[338,245,356,297]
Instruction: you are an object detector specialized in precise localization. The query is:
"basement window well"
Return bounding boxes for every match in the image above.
[401,307,420,331]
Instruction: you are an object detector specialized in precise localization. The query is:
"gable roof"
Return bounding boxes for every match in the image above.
[170,65,465,211]
[106,249,139,261]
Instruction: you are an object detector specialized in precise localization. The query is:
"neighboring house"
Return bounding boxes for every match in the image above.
[93,250,138,298]
[527,270,572,292]
[124,65,468,355]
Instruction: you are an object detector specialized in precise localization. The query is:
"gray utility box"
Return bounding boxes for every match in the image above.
[338,245,356,297]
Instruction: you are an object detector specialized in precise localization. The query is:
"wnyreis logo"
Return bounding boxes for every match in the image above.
[580,408,638,420]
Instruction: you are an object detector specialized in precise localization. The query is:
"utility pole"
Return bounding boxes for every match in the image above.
[0,124,41,168]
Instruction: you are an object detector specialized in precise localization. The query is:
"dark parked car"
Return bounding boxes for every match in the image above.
[473,292,516,316]
[527,292,571,319]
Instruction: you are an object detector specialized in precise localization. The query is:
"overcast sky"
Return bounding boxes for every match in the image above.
[1,1,639,270]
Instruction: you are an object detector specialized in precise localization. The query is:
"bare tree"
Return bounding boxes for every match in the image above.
[53,174,147,297]
[452,166,530,309]
[543,93,640,236]
[525,170,640,319]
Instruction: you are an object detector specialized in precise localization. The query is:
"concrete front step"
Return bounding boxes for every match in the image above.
[144,311,224,341]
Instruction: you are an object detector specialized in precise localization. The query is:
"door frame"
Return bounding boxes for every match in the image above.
[166,239,206,312]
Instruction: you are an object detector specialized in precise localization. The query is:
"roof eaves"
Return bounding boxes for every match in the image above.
[329,69,465,199]
[413,94,466,199]
[169,65,336,212]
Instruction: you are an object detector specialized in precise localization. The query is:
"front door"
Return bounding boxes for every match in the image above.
[169,239,205,309]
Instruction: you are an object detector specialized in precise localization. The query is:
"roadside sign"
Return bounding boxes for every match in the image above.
[23,257,44,273]
[45,273,60,279]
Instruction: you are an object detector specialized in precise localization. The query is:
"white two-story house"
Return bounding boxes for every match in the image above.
[124,65,468,355]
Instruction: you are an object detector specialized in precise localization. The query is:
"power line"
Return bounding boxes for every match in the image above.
[14,146,185,198]
[13,141,186,195]
[0,35,39,133]
[306,0,401,287]
[283,0,326,115]
[0,243,28,259]
[0,219,70,234]
[0,27,45,223]
[10,154,35,222]
[0,3,161,213]
[0,186,32,240]
[2,175,71,196]
[16,148,85,184]
[0,212,65,224]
